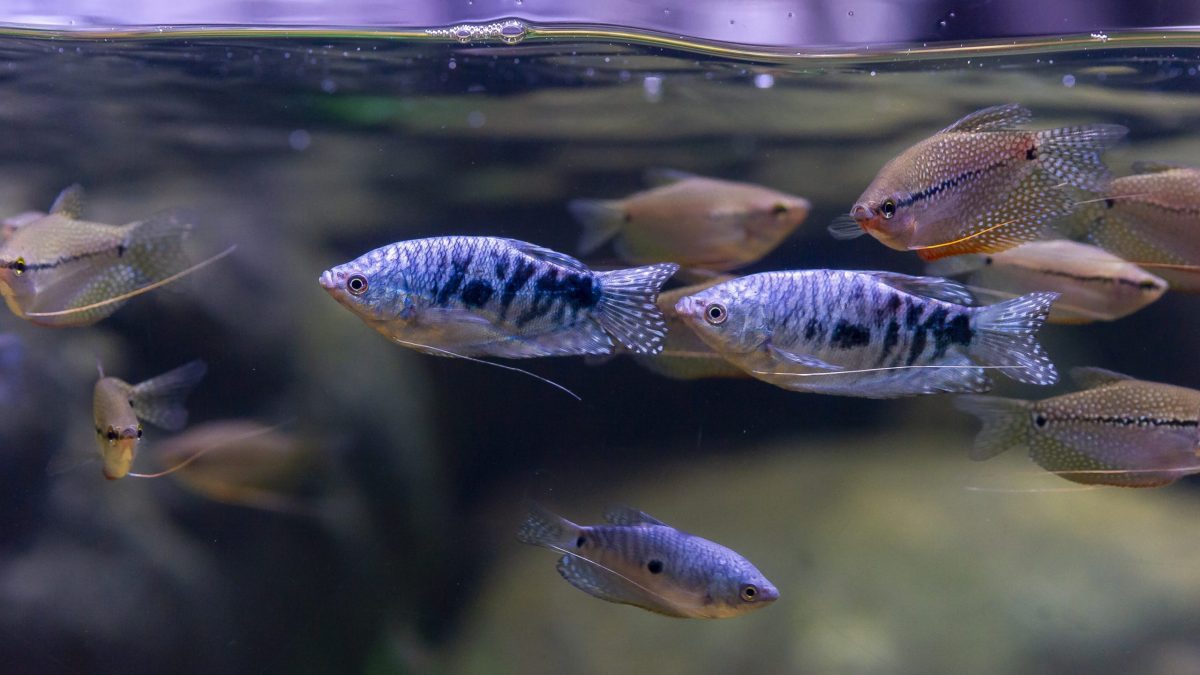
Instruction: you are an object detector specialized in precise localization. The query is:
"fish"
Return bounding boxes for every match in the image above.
[517,503,779,619]
[0,184,229,327]
[93,360,207,480]
[956,367,1200,487]
[673,270,1058,398]
[1061,161,1200,292]
[629,277,749,380]
[319,236,679,358]
[152,420,320,512]
[926,239,1167,324]
[569,169,810,271]
[833,103,1126,260]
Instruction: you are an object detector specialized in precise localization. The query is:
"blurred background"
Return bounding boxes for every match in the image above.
[0,4,1198,675]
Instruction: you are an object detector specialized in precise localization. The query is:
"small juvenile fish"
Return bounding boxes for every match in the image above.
[320,236,678,358]
[517,503,779,619]
[569,169,810,271]
[674,270,1058,398]
[835,104,1126,260]
[956,368,1200,487]
[1064,161,1200,292]
[93,360,207,480]
[0,184,195,327]
[154,420,319,512]
[632,277,749,380]
[927,240,1167,324]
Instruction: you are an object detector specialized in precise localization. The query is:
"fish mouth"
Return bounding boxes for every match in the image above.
[850,204,874,227]
[757,585,781,603]
[318,269,340,292]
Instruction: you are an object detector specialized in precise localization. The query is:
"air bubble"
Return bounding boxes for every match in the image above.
[288,129,311,151]
[1062,74,1076,87]
[753,73,774,89]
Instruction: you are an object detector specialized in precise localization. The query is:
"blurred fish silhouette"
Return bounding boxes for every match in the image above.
[833,104,1126,260]
[927,240,1166,324]
[518,503,778,619]
[957,367,1200,487]
[91,360,207,480]
[674,270,1058,398]
[0,184,235,327]
[153,419,320,513]
[320,236,678,358]
[570,169,809,272]
[1061,161,1200,292]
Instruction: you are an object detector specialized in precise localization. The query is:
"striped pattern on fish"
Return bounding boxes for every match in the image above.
[319,236,678,358]
[674,270,1058,398]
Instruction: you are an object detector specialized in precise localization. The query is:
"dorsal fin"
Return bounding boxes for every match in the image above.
[49,184,85,219]
[863,271,975,305]
[1070,366,1134,389]
[643,167,700,187]
[1131,160,1189,174]
[506,239,589,272]
[940,103,1032,134]
[603,505,667,527]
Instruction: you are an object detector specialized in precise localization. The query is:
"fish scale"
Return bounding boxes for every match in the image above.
[674,270,1059,398]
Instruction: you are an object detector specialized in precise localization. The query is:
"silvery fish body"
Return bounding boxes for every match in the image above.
[835,104,1126,260]
[92,360,207,480]
[1064,161,1200,292]
[957,368,1200,487]
[570,169,810,271]
[0,184,193,327]
[927,239,1167,324]
[674,270,1058,398]
[517,503,778,619]
[320,236,678,358]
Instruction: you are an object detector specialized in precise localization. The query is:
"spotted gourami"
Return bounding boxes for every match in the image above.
[0,185,216,327]
[320,236,678,358]
[927,239,1167,324]
[569,169,810,271]
[956,368,1200,488]
[674,270,1058,398]
[517,503,778,619]
[833,104,1126,260]
[93,360,207,480]
[1062,161,1200,292]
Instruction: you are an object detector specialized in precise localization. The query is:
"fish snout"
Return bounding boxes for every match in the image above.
[850,203,874,224]
[756,583,781,603]
[319,269,344,292]
[118,426,139,440]
[674,296,705,319]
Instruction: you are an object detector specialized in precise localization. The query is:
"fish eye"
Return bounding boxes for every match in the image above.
[880,199,897,220]
[11,257,25,275]
[740,584,759,602]
[105,427,117,442]
[771,202,789,215]
[1033,413,1048,428]
[704,303,728,325]
[136,425,143,439]
[347,274,369,296]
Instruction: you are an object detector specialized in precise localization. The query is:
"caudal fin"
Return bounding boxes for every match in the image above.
[568,199,626,255]
[1036,124,1128,192]
[131,359,208,431]
[970,291,1059,385]
[517,502,580,550]
[954,395,1031,460]
[595,263,679,354]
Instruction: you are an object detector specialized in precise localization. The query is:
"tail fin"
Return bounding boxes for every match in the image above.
[517,502,580,549]
[123,208,195,286]
[131,359,208,431]
[595,263,679,354]
[970,291,1059,385]
[568,199,626,255]
[1035,124,1128,192]
[954,395,1031,460]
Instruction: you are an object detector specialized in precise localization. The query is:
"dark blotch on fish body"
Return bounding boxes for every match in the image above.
[460,279,494,308]
[830,321,871,349]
